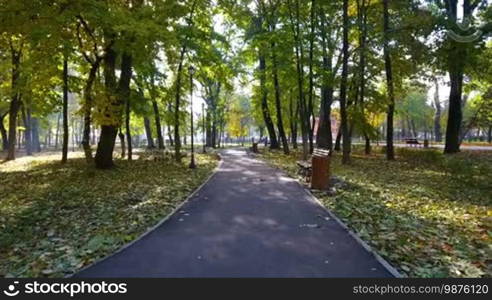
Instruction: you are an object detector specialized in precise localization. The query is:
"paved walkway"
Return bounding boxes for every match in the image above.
[76,149,393,278]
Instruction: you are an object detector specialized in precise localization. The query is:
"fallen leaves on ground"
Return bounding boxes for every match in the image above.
[260,146,492,278]
[0,151,218,277]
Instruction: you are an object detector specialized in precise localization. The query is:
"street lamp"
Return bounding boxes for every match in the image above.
[188,65,196,169]
[202,102,206,153]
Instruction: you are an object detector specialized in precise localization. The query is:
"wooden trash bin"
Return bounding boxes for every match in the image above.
[311,148,330,190]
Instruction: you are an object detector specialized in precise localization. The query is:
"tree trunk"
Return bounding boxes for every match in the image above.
[334,128,342,151]
[81,60,100,163]
[212,118,217,148]
[21,107,32,156]
[0,113,9,151]
[383,0,395,160]
[55,112,60,150]
[288,0,309,160]
[91,126,96,145]
[95,46,132,169]
[6,44,22,161]
[316,4,333,151]
[61,56,69,163]
[205,111,212,147]
[120,53,133,161]
[167,124,174,146]
[259,52,279,149]
[125,113,132,161]
[172,0,198,160]
[174,48,185,161]
[118,129,125,158]
[443,0,475,153]
[96,125,118,168]
[289,92,298,149]
[487,126,491,143]
[358,0,370,155]
[307,0,316,154]
[340,0,350,164]
[444,70,464,153]
[364,134,371,155]
[31,117,41,152]
[144,116,155,149]
[433,77,442,142]
[45,125,51,150]
[152,99,164,149]
[17,123,21,149]
[411,119,417,138]
[270,36,289,154]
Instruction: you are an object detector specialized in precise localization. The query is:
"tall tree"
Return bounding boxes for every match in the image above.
[61,55,69,164]
[265,1,289,154]
[149,75,165,149]
[383,0,395,160]
[316,3,340,151]
[433,0,490,153]
[76,15,106,163]
[307,0,316,154]
[173,0,198,162]
[356,0,371,155]
[338,0,351,164]
[255,6,279,149]
[5,38,23,161]
[0,112,8,151]
[287,0,309,160]
[433,76,442,142]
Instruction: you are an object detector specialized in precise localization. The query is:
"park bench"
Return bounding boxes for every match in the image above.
[405,138,421,147]
[297,160,312,182]
[250,142,259,153]
[296,149,331,183]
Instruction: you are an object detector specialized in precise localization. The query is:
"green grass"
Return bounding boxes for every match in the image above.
[0,151,218,277]
[260,146,492,278]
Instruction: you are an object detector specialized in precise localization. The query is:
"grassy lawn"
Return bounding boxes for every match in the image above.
[0,151,218,277]
[260,146,492,278]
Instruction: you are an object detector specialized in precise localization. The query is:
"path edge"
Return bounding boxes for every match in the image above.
[72,154,223,278]
[250,151,403,278]
[302,188,403,278]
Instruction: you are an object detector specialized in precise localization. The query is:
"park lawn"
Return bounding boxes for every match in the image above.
[260,147,492,278]
[0,151,218,277]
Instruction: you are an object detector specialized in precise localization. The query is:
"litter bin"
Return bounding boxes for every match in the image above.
[311,149,330,190]
[424,139,429,148]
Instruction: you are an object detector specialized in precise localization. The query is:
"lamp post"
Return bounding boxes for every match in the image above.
[188,65,196,169]
[202,103,206,153]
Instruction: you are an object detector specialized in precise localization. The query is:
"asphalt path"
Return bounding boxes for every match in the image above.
[76,149,394,278]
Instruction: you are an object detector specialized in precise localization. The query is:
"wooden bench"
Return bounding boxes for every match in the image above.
[405,138,421,147]
[297,160,312,182]
[250,142,259,153]
[296,149,331,182]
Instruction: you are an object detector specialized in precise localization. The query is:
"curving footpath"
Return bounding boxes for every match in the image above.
[76,148,395,278]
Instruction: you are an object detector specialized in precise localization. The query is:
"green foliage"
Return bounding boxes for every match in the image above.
[226,94,252,138]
